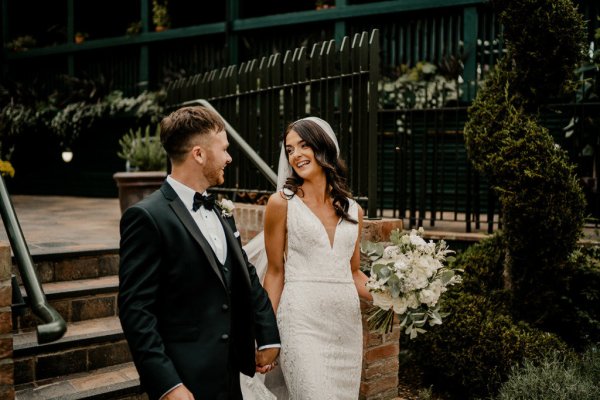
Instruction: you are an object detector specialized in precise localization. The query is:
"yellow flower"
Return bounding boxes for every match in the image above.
[0,160,15,178]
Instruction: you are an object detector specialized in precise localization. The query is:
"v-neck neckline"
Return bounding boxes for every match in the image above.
[294,196,341,250]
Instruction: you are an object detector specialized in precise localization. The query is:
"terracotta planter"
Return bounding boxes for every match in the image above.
[113,171,167,213]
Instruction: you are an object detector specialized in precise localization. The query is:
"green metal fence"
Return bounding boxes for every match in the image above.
[166,30,380,217]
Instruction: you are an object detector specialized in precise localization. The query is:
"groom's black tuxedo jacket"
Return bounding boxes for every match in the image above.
[118,182,279,400]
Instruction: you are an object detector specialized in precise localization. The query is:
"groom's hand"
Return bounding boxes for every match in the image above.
[163,385,195,400]
[255,348,280,373]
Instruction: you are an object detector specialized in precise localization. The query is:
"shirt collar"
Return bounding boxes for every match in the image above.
[166,175,208,212]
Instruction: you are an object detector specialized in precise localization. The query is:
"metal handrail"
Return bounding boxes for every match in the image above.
[178,99,278,187]
[0,175,67,344]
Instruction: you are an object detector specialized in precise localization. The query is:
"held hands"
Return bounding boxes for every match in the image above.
[255,347,280,374]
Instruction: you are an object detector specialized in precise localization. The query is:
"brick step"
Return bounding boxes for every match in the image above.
[16,276,119,329]
[14,316,130,385]
[15,362,145,400]
[13,251,119,285]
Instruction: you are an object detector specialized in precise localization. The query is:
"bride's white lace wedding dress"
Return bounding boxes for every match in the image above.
[241,115,363,399]
[278,195,363,399]
[241,194,363,399]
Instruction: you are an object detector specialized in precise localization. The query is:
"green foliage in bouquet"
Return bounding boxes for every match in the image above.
[118,125,167,172]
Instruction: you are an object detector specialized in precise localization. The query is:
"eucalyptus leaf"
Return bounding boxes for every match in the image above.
[389,281,401,298]
[390,229,404,244]
[377,265,392,279]
[438,270,455,285]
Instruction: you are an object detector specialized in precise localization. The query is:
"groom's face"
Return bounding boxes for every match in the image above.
[202,129,232,187]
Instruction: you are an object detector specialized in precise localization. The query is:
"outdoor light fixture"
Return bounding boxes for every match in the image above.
[61,150,73,163]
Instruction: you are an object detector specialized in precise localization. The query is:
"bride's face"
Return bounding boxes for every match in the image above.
[285,130,323,179]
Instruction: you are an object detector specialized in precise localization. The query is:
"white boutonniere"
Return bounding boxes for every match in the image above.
[217,199,235,217]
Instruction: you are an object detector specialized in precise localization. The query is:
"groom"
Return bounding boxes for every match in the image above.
[118,106,280,400]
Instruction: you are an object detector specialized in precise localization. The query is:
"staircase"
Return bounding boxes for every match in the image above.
[12,250,146,400]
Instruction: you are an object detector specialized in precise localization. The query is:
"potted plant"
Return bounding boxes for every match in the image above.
[113,124,167,213]
[74,32,88,44]
[152,0,170,32]
[126,21,142,36]
[5,35,36,52]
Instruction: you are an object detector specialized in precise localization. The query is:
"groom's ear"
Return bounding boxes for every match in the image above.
[192,145,204,164]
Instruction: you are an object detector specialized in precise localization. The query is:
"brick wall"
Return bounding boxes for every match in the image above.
[234,203,403,400]
[359,219,403,400]
[232,203,265,246]
[0,242,14,400]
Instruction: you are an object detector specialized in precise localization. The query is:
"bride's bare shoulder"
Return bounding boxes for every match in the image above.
[266,192,288,212]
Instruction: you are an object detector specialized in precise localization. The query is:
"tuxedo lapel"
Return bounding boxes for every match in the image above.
[161,183,227,290]
[216,212,251,288]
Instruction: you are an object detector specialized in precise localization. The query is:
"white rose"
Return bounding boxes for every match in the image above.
[410,234,427,247]
[407,293,420,309]
[218,199,235,217]
[383,245,399,259]
[392,296,409,315]
[372,292,394,311]
[418,289,439,307]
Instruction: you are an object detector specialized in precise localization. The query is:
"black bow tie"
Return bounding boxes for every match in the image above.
[192,192,215,212]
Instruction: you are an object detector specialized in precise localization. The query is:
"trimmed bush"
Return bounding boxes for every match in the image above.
[404,291,568,399]
[463,0,587,331]
[544,246,600,348]
[491,0,586,104]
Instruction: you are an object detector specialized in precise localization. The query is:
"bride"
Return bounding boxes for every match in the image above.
[242,117,372,399]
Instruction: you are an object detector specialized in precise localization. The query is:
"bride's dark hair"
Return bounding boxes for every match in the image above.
[282,119,357,224]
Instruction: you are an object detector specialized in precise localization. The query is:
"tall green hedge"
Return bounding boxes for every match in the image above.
[463,0,587,325]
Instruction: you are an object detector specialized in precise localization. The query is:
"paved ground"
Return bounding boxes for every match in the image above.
[0,195,121,256]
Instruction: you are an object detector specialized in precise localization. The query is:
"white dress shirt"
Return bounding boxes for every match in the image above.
[167,175,227,263]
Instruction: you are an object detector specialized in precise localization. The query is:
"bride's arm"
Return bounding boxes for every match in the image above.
[262,193,287,313]
[351,205,372,301]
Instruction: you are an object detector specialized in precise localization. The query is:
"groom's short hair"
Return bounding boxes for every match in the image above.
[160,106,225,163]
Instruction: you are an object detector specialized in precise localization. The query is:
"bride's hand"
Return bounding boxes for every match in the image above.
[255,348,280,373]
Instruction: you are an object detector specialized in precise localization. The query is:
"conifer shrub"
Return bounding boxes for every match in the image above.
[463,0,587,330]
[491,0,586,104]
[545,246,600,348]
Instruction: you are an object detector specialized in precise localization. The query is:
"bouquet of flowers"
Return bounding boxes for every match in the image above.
[361,228,461,338]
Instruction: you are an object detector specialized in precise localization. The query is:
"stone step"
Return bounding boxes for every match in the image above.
[16,276,119,329]
[14,316,130,385]
[13,251,119,285]
[15,362,145,400]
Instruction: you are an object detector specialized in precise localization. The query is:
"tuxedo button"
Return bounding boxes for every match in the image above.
[223,267,229,273]
[221,333,229,341]
[222,304,229,311]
